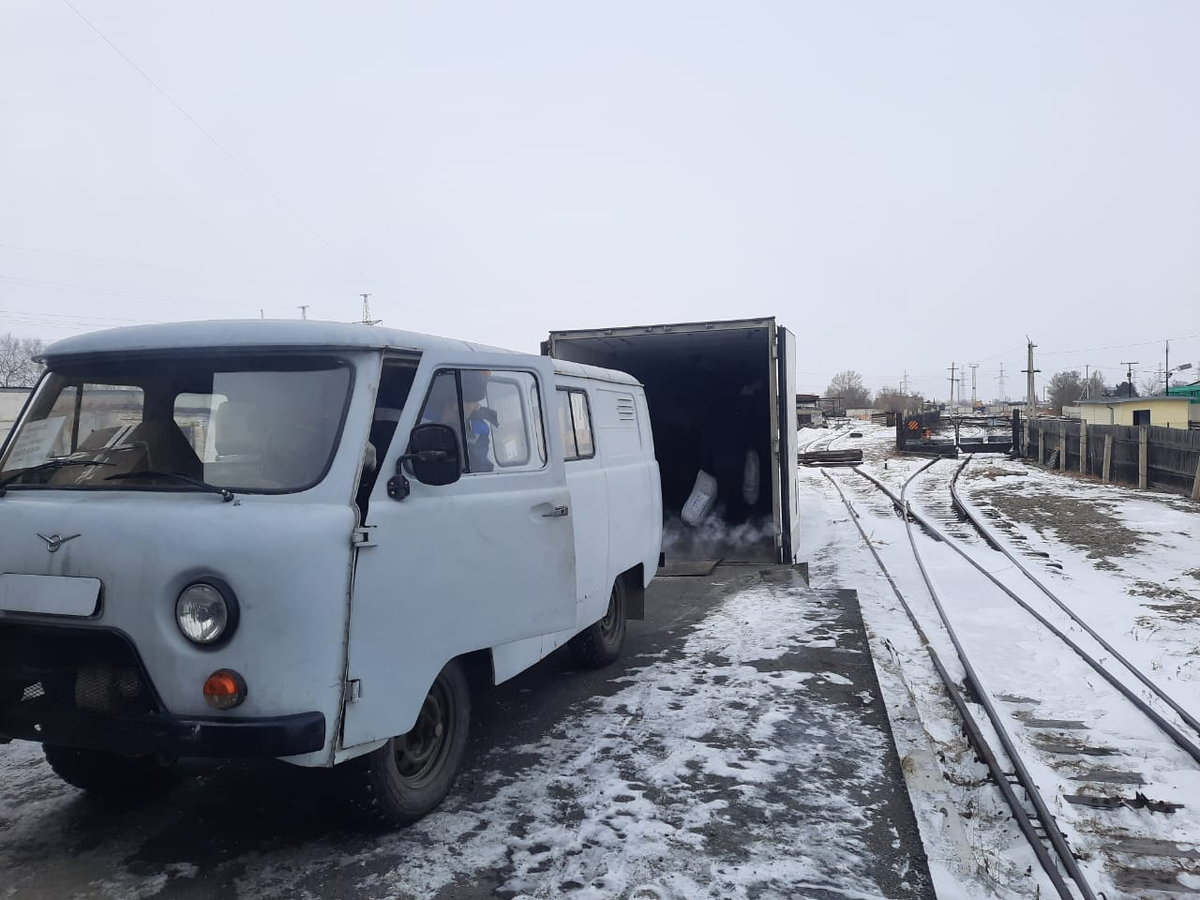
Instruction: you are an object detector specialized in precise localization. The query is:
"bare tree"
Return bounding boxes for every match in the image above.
[825,370,872,409]
[1138,371,1162,396]
[0,333,46,387]
[1083,370,1106,400]
[1047,370,1086,413]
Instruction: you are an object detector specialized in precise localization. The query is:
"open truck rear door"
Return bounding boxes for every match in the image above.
[775,325,799,563]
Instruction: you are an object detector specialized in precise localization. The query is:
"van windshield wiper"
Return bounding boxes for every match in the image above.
[105,470,236,503]
[0,459,115,496]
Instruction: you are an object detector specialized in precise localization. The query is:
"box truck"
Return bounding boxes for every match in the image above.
[544,317,798,564]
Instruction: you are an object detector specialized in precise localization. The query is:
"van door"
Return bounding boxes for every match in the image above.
[341,356,576,749]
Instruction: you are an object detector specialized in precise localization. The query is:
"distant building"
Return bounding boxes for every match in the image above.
[1,387,32,438]
[796,393,824,427]
[1167,381,1200,401]
[1075,395,1194,429]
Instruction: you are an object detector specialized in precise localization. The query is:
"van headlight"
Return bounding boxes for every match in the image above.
[176,580,238,647]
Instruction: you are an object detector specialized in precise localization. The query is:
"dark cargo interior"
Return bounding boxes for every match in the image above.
[548,326,776,563]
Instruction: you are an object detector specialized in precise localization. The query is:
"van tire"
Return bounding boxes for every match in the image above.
[569,578,627,668]
[42,745,179,795]
[340,659,470,828]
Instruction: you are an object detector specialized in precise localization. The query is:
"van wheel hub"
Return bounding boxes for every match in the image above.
[395,683,452,785]
[598,590,620,638]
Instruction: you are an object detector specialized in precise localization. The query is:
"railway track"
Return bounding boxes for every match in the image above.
[799,425,851,453]
[825,461,1200,899]
[798,426,864,466]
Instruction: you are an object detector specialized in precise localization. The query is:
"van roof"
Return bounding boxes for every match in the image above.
[41,319,519,361]
[551,358,641,387]
[41,319,642,386]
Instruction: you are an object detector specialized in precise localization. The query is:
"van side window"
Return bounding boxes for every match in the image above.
[556,390,577,459]
[483,372,545,470]
[570,391,594,457]
[418,369,546,474]
[556,388,595,461]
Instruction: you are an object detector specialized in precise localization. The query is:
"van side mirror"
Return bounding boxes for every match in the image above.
[389,424,461,499]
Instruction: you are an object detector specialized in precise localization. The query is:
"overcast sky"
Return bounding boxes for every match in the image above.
[2,2,1197,398]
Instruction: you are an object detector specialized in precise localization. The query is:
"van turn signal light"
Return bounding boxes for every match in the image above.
[203,669,247,710]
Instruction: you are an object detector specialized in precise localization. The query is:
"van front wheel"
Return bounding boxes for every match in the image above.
[569,578,627,668]
[341,659,470,828]
[43,745,179,795]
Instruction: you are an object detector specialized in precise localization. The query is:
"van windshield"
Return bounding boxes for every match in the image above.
[0,355,353,494]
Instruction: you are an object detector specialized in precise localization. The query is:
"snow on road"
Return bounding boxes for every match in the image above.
[296,578,920,900]
[0,572,929,900]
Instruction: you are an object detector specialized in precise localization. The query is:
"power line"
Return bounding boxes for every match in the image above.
[58,0,363,277]
[0,241,353,295]
[0,307,144,325]
[0,272,292,310]
[1041,332,1200,356]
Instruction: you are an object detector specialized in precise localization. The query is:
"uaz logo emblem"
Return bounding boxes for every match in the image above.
[36,533,81,553]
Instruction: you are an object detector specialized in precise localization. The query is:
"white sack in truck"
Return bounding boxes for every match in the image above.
[742,449,760,506]
[681,469,718,526]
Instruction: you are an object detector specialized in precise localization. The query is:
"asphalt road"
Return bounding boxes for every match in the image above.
[0,566,933,899]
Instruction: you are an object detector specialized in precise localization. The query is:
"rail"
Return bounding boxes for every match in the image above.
[822,467,1080,900]
[854,463,1200,768]
[948,459,1200,738]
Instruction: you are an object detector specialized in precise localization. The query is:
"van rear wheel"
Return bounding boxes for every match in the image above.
[341,659,470,828]
[43,745,179,795]
[569,578,627,668]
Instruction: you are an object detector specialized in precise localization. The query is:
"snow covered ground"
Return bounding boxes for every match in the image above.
[799,422,1200,899]
[0,567,932,900]
[5,420,1195,899]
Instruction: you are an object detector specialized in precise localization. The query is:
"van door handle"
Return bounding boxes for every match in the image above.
[542,505,569,518]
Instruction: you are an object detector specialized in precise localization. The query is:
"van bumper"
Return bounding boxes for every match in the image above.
[0,706,326,758]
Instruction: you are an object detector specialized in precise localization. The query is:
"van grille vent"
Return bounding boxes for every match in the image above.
[616,398,636,421]
[0,624,159,717]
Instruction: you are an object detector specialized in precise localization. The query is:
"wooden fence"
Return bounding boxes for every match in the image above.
[1019,417,1200,499]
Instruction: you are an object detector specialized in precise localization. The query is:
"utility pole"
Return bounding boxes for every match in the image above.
[1164,340,1170,393]
[360,293,382,326]
[997,363,1006,402]
[1022,338,1039,415]
[969,363,978,407]
[1084,364,1090,399]
[298,305,309,320]
[1121,361,1138,398]
[901,371,909,395]
[947,363,957,408]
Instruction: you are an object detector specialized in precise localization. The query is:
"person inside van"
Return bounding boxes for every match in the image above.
[421,371,495,472]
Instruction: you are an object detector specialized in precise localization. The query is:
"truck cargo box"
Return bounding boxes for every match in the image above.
[545,317,798,564]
